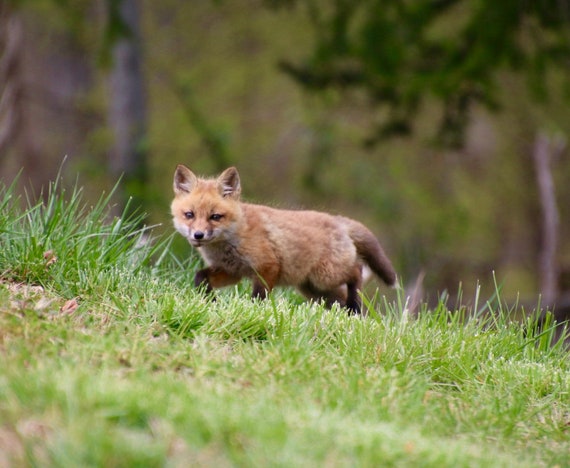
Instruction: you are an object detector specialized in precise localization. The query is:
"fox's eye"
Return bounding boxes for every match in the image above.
[184,211,194,220]
[210,213,223,221]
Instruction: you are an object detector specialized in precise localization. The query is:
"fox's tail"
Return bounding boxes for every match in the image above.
[348,221,397,287]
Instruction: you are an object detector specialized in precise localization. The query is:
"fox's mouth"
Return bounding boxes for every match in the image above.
[189,237,212,247]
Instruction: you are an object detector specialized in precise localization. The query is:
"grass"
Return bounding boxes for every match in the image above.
[0,178,569,467]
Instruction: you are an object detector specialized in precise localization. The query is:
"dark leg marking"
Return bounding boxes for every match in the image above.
[194,268,213,294]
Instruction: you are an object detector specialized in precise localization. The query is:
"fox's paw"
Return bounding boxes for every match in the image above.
[194,268,213,294]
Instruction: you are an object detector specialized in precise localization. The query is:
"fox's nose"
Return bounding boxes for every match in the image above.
[193,231,205,240]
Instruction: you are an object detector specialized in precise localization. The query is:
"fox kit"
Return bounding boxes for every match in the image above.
[171,165,396,314]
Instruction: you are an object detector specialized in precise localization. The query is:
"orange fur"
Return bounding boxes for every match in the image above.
[171,165,396,313]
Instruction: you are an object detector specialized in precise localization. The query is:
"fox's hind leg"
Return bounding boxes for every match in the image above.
[300,265,364,314]
[344,265,364,315]
[298,282,346,309]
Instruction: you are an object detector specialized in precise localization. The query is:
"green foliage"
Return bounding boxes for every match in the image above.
[0,181,568,466]
[9,0,570,301]
[168,76,233,172]
[0,175,174,298]
[267,0,570,146]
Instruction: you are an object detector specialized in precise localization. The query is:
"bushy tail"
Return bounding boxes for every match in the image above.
[348,221,397,286]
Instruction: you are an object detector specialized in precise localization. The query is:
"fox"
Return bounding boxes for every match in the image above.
[171,165,397,314]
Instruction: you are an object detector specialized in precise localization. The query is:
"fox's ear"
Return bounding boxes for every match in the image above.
[217,167,241,199]
[173,165,197,195]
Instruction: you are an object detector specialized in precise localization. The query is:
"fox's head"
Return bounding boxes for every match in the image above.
[171,165,242,247]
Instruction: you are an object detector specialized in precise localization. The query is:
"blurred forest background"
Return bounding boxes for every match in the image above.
[2,0,570,310]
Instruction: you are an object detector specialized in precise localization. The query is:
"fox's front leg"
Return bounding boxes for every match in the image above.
[251,264,280,300]
[194,267,241,294]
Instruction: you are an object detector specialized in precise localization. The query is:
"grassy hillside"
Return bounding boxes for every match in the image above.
[0,180,568,467]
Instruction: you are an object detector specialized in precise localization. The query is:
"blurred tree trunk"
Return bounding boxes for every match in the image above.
[2,3,95,193]
[533,132,564,306]
[0,6,42,187]
[108,0,148,219]
[0,6,20,157]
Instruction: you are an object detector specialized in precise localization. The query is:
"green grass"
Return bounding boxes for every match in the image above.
[0,179,569,467]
